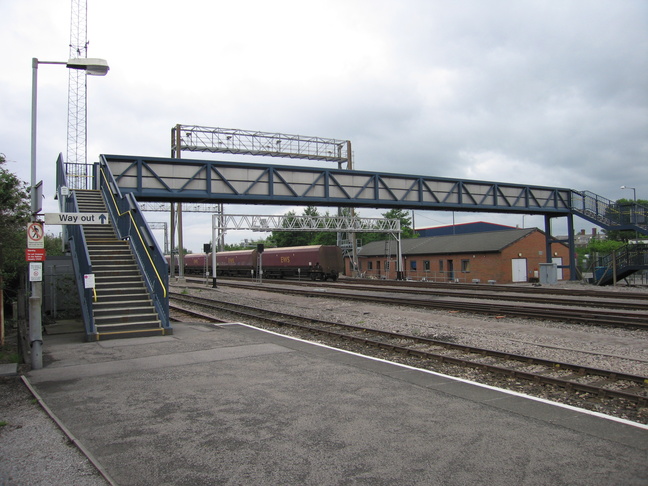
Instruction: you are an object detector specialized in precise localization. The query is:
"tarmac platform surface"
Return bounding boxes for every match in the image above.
[27,321,648,485]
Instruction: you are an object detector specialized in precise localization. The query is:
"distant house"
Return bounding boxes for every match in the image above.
[352,228,571,284]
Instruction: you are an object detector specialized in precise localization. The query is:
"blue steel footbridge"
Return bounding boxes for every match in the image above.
[100,154,646,232]
[57,154,647,340]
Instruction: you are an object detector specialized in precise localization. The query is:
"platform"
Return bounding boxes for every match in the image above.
[26,321,648,485]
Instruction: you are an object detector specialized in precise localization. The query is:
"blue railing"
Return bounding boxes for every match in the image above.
[572,191,647,233]
[56,154,96,338]
[97,159,170,330]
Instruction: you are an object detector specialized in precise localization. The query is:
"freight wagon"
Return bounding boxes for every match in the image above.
[167,245,343,281]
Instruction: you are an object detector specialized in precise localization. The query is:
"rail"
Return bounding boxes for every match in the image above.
[98,161,170,330]
[56,154,96,337]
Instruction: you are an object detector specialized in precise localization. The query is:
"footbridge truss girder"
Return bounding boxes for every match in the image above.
[102,155,573,215]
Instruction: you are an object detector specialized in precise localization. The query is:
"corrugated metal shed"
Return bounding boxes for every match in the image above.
[359,228,537,256]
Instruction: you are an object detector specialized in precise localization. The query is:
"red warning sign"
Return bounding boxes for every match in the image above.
[26,249,47,262]
[27,222,44,249]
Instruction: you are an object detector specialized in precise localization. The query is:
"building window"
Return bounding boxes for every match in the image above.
[424,260,430,271]
[368,261,373,270]
[385,261,390,270]
[410,260,417,270]
[461,259,470,273]
[439,260,444,272]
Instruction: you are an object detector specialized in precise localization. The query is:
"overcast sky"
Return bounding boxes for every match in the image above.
[1,0,646,251]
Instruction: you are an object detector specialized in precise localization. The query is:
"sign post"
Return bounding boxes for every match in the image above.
[26,222,44,370]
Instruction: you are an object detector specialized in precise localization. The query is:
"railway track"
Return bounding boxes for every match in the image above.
[170,291,648,407]
[184,278,648,329]
[341,277,648,300]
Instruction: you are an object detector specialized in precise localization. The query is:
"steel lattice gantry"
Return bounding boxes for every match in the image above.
[102,155,573,214]
[171,125,351,166]
[215,214,401,233]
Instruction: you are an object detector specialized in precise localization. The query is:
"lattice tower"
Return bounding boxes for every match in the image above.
[66,0,89,189]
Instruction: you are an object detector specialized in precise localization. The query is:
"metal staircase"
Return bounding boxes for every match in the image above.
[593,243,648,285]
[76,190,167,339]
[571,191,648,235]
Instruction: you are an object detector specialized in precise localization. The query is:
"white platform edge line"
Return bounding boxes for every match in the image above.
[228,322,648,431]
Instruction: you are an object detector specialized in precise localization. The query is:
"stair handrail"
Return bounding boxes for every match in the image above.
[594,243,648,285]
[55,154,96,337]
[572,190,648,233]
[97,160,170,329]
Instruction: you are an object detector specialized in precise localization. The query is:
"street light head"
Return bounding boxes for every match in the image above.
[66,58,110,76]
[620,185,626,189]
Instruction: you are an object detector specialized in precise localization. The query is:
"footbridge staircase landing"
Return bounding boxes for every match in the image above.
[571,191,647,235]
[57,155,170,341]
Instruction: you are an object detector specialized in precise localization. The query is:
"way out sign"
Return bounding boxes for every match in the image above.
[44,213,109,225]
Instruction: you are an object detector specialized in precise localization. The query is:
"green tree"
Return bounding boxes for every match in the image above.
[360,208,417,245]
[44,233,65,257]
[0,154,31,288]
[268,206,324,247]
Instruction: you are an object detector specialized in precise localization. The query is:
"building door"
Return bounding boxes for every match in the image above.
[512,258,527,282]
[447,259,454,281]
[552,257,564,280]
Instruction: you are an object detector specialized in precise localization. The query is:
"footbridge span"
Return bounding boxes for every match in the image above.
[96,153,645,281]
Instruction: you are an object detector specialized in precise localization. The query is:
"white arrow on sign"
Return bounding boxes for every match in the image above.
[44,213,110,225]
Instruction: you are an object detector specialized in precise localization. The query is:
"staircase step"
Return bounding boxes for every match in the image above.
[93,262,138,268]
[95,318,161,331]
[94,307,159,321]
[94,300,152,311]
[96,293,152,303]
[93,269,141,278]
[91,259,137,267]
[90,248,134,255]
[94,326,166,341]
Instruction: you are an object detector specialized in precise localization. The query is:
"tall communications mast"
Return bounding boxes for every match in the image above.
[67,0,89,189]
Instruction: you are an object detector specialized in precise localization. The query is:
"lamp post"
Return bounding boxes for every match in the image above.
[620,185,636,202]
[620,185,638,242]
[30,57,109,370]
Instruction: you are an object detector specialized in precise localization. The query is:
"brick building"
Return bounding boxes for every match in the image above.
[352,228,571,284]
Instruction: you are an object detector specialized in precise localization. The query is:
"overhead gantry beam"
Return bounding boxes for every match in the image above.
[171,125,352,166]
[215,214,401,233]
[101,155,573,215]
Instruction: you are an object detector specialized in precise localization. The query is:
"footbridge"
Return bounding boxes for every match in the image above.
[56,154,647,339]
[101,154,646,276]
[101,154,646,226]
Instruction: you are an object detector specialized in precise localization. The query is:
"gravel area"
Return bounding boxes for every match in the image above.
[0,377,111,486]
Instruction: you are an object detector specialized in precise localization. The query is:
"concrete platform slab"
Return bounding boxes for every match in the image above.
[25,322,648,485]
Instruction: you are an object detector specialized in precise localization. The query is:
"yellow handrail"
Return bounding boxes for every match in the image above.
[100,168,167,298]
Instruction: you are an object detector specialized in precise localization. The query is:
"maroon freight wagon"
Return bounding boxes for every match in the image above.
[215,249,258,277]
[176,245,343,280]
[258,245,342,280]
